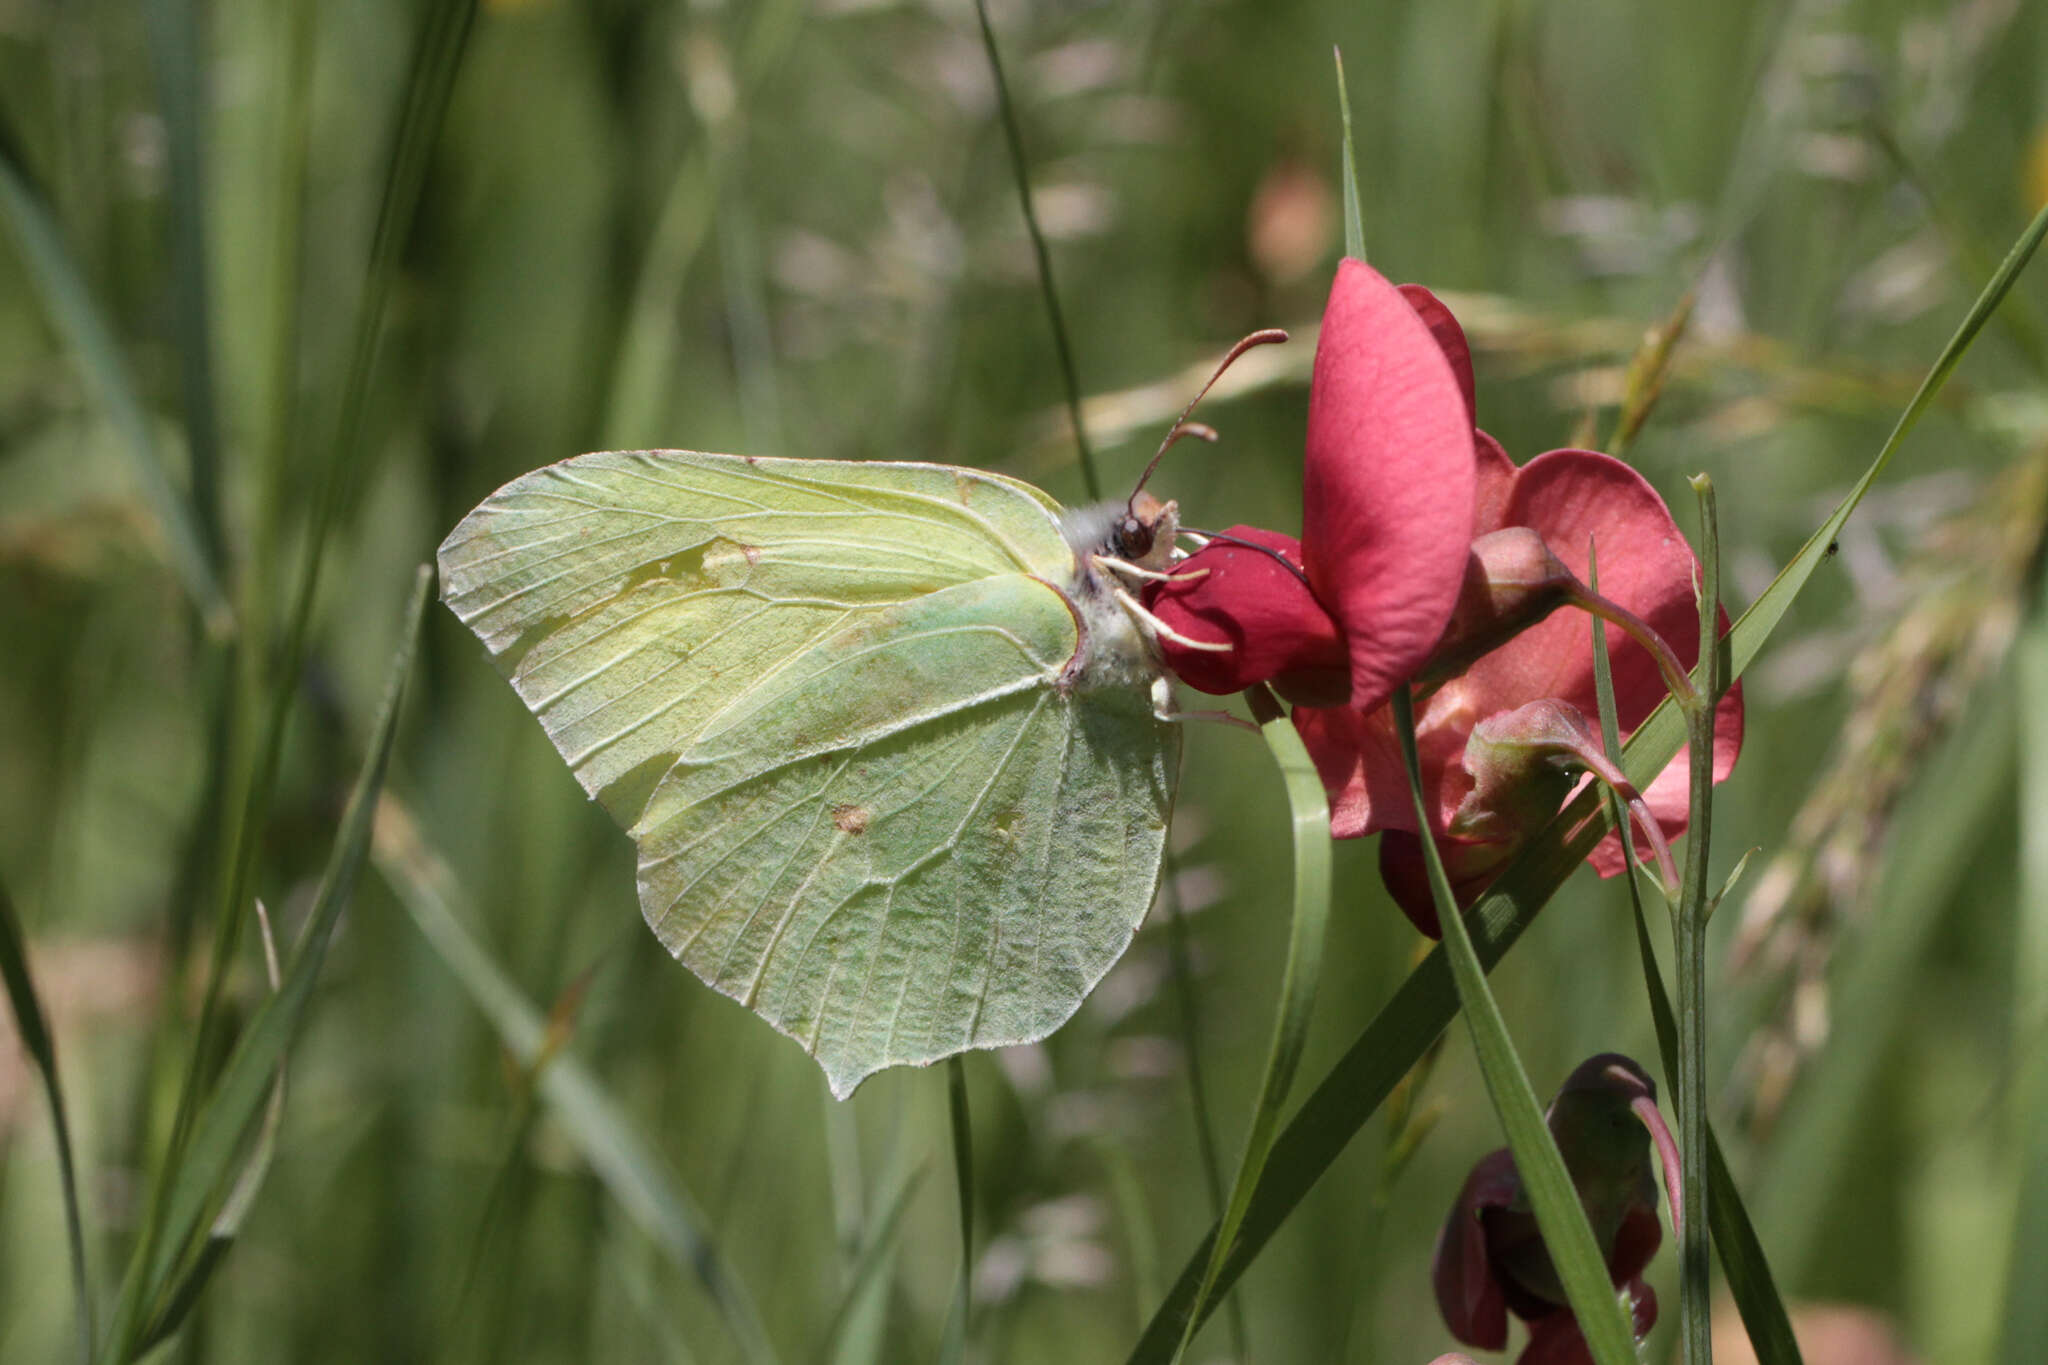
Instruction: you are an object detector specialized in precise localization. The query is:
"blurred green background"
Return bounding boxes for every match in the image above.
[3,0,2047,1361]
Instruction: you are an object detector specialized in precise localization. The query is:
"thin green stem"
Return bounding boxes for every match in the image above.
[1675,475,1723,1365]
[940,1058,974,1365]
[971,0,1100,501]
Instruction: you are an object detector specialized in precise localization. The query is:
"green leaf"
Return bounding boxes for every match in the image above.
[374,798,783,1365]
[0,874,93,1364]
[1170,687,1332,1362]
[0,111,231,637]
[1125,196,2048,1365]
[1389,688,1638,1365]
[102,567,430,1363]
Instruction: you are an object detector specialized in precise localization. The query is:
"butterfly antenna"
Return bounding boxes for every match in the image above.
[1130,328,1290,502]
[1178,526,1317,594]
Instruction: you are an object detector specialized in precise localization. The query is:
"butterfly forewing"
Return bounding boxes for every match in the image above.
[439,449,1179,1095]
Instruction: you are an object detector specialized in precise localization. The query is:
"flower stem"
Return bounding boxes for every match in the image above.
[1675,474,1723,1365]
[1569,586,1703,717]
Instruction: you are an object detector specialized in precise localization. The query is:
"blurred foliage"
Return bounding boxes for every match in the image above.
[2,0,2046,1361]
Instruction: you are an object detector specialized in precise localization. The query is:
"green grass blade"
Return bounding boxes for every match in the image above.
[1126,195,2048,1365]
[374,801,782,1365]
[142,0,225,571]
[972,0,1099,502]
[129,903,289,1358]
[0,875,93,1364]
[1170,687,1332,1363]
[1158,849,1249,1360]
[102,567,429,1363]
[812,1162,925,1365]
[171,0,477,1169]
[939,1058,975,1365]
[2001,577,2048,1359]
[1593,549,1803,1365]
[1333,47,1364,262]
[0,112,232,637]
[1388,688,1638,1365]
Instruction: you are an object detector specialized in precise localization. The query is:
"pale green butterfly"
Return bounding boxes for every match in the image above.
[437,334,1280,1098]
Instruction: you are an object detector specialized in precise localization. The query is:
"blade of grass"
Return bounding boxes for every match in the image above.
[101,566,429,1363]
[2000,574,2048,1359]
[0,111,231,636]
[1334,47,1364,262]
[1157,849,1248,1361]
[812,1161,927,1365]
[129,901,290,1358]
[1125,197,2048,1365]
[972,0,1099,502]
[1169,685,1332,1364]
[0,875,93,1364]
[1591,555,1805,1365]
[171,0,476,1170]
[1388,688,1638,1365]
[938,1058,974,1365]
[142,0,226,572]
[372,796,783,1365]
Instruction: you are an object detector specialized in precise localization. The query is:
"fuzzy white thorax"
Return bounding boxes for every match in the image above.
[1056,494,1183,693]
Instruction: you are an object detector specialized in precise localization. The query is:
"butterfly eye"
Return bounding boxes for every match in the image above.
[1117,514,1155,559]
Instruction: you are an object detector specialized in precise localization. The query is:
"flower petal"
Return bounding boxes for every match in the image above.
[1399,282,1476,422]
[1144,526,1346,697]
[1434,1147,1520,1350]
[1454,448,1739,748]
[1304,259,1479,711]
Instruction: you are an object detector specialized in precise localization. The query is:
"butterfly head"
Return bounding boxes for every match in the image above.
[1113,491,1180,573]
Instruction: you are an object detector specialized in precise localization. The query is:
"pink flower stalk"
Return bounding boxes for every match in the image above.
[1434,1055,1677,1365]
[1147,263,1741,935]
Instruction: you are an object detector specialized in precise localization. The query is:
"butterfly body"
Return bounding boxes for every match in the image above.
[440,450,1180,1096]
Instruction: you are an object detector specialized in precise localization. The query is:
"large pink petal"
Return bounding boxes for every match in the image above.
[1304,259,1478,712]
[1399,282,1476,422]
[1457,449,1708,740]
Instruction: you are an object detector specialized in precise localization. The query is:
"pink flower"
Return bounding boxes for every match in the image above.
[1146,259,1479,711]
[1146,262,1742,935]
[1434,1055,1675,1365]
[1296,440,1744,935]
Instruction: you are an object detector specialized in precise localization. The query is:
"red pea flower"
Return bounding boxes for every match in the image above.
[1297,439,1744,935]
[1434,1055,1680,1365]
[1147,263,1741,936]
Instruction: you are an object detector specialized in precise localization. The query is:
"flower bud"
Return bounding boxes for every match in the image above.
[1418,528,1580,686]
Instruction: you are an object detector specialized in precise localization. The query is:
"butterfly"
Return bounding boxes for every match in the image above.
[437,335,1278,1097]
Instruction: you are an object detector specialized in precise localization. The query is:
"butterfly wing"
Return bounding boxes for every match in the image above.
[439,450,1178,1095]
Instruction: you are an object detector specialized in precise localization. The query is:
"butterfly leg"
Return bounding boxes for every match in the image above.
[1109,585,1231,653]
